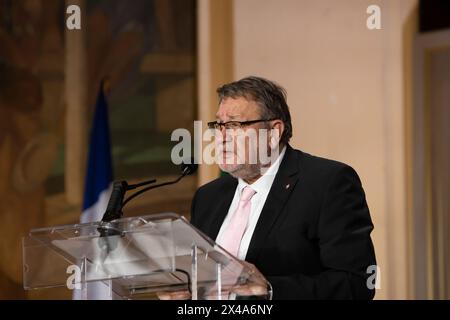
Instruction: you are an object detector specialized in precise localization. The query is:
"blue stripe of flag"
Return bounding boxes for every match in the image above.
[82,83,113,211]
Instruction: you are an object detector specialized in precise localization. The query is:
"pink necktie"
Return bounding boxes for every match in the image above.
[220,186,256,257]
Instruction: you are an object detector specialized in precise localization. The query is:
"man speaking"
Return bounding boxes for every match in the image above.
[190,76,377,300]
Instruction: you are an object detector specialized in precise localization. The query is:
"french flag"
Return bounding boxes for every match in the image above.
[81,84,113,225]
[74,83,114,299]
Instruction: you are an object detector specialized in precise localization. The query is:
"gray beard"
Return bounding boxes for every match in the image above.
[222,163,262,181]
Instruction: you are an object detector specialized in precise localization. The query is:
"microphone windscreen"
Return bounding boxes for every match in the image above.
[181,158,198,176]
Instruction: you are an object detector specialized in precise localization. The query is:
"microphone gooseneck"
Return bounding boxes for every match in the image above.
[100,159,198,222]
[121,161,198,209]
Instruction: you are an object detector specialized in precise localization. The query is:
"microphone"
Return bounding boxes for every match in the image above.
[100,181,128,223]
[100,178,157,223]
[181,160,198,176]
[97,159,197,258]
[100,158,197,222]
[121,158,198,209]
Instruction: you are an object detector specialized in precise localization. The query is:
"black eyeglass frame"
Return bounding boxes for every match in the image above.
[207,118,277,130]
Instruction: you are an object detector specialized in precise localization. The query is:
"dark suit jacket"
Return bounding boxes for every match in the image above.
[190,145,377,300]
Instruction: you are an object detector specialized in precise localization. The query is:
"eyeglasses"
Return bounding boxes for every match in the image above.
[207,119,277,130]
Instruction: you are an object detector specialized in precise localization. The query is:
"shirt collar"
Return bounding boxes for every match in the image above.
[237,146,287,196]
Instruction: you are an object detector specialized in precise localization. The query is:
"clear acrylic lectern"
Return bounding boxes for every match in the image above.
[23,213,272,300]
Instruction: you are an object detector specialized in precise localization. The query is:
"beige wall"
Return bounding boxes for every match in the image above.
[197,0,233,184]
[225,0,416,299]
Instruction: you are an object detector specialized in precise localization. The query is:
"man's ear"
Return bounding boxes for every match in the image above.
[270,120,284,148]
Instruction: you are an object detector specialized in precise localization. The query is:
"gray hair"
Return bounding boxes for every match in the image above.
[216,76,293,145]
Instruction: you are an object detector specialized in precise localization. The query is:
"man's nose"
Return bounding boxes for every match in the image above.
[216,126,229,142]
[221,125,228,138]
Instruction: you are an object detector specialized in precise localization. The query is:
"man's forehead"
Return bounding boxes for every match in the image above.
[216,97,259,118]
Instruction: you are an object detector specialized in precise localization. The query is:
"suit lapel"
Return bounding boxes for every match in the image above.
[245,145,300,263]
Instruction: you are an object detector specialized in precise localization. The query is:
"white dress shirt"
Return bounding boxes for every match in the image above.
[216,147,287,260]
